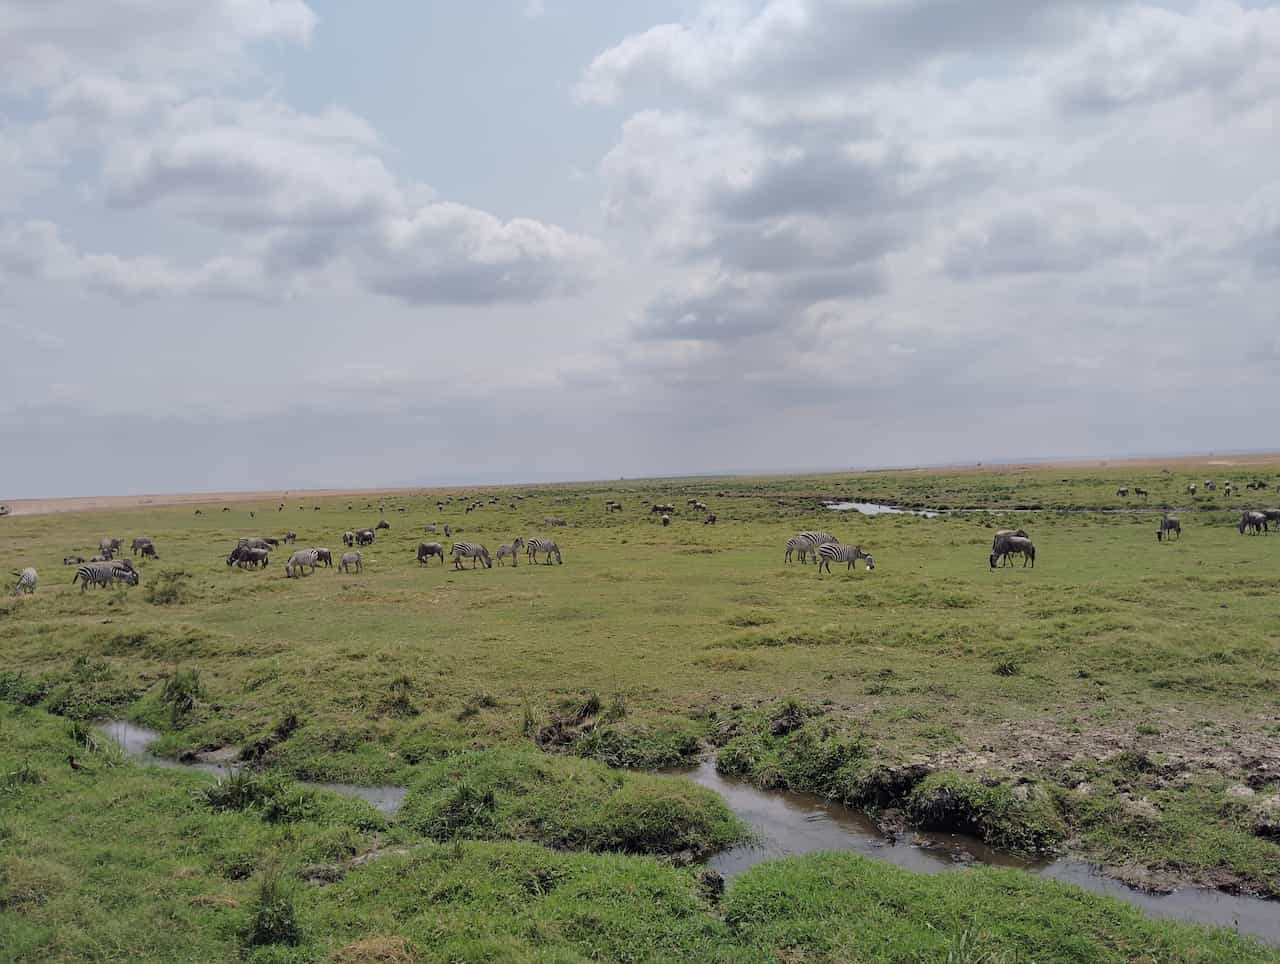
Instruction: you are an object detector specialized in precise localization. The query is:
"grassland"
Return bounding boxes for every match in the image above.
[2,460,1279,961]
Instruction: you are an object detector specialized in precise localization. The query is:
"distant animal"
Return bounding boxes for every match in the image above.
[130,537,154,556]
[73,560,138,591]
[99,537,123,558]
[194,510,202,516]
[1247,480,1270,491]
[704,512,717,525]
[661,514,670,527]
[284,531,296,544]
[1157,515,1181,542]
[1264,509,1280,527]
[355,529,375,546]
[693,501,708,511]
[526,538,562,565]
[1204,480,1216,492]
[496,537,525,566]
[63,555,85,566]
[687,499,699,507]
[990,529,1030,567]
[417,542,446,566]
[12,567,37,595]
[222,507,230,512]
[66,754,91,773]
[139,544,159,560]
[606,501,622,513]
[451,542,492,570]
[343,531,356,547]
[0,505,9,516]
[237,537,272,552]
[1133,487,1149,499]
[425,524,438,534]
[284,548,320,578]
[543,517,567,527]
[1239,511,1268,535]
[1115,487,1129,497]
[816,544,874,573]
[444,525,452,538]
[338,551,362,574]
[1187,483,1197,496]
[263,537,280,548]
[1224,483,1233,496]
[650,504,675,514]
[314,548,333,567]
[89,555,108,563]
[990,536,1035,568]
[376,520,390,530]
[249,511,255,519]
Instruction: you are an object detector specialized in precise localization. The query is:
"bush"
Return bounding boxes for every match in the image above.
[144,569,192,606]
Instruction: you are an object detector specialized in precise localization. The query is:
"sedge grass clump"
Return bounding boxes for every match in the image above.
[906,772,1065,854]
[241,866,301,950]
[144,569,192,606]
[160,668,205,724]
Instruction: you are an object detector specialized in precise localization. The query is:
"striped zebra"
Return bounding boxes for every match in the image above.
[784,536,812,564]
[72,560,138,592]
[816,543,875,574]
[451,542,492,570]
[526,538,562,565]
[284,548,320,578]
[13,567,37,595]
[787,531,838,564]
[496,537,525,566]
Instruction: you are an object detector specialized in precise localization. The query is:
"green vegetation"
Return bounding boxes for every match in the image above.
[2,459,1279,958]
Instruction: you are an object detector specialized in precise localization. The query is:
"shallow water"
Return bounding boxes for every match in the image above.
[824,501,939,518]
[96,720,407,815]
[681,760,1280,945]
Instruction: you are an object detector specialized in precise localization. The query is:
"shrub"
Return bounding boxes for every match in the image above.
[144,569,192,606]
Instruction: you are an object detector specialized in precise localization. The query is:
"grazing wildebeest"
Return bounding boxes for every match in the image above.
[1187,483,1197,496]
[284,531,296,544]
[704,512,717,525]
[99,537,123,559]
[338,551,362,574]
[1133,487,1149,500]
[376,520,390,530]
[130,537,154,556]
[355,529,375,546]
[543,517,568,527]
[140,544,159,560]
[314,548,333,567]
[990,536,1035,568]
[1239,511,1268,535]
[1264,509,1280,528]
[990,529,1030,567]
[343,531,355,547]
[661,514,670,527]
[425,524,438,534]
[417,542,446,566]
[63,555,85,566]
[1204,480,1216,492]
[232,547,270,569]
[1116,487,1129,497]
[1157,515,1181,541]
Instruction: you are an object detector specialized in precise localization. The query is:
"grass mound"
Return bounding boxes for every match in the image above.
[398,748,746,857]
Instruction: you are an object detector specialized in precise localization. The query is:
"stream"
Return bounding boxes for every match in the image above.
[98,721,1278,944]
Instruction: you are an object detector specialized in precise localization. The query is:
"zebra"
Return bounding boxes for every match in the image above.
[816,543,875,573]
[790,531,838,562]
[73,560,138,591]
[417,542,446,566]
[990,536,1035,568]
[784,536,812,564]
[130,536,154,556]
[355,529,375,546]
[13,567,37,595]
[526,538,562,565]
[284,548,320,578]
[1239,511,1268,535]
[496,537,525,566]
[1157,515,1181,542]
[451,543,492,570]
[63,555,85,566]
[338,551,362,574]
[990,529,1030,567]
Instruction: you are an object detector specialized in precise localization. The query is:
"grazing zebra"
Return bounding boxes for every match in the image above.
[131,537,154,556]
[990,536,1035,568]
[792,531,838,562]
[990,529,1030,567]
[338,551,362,574]
[13,568,37,595]
[1157,515,1181,542]
[1134,487,1149,499]
[497,537,525,566]
[355,529,375,546]
[1239,511,1268,535]
[233,547,269,569]
[63,555,85,566]
[451,543,492,570]
[417,542,445,565]
[661,514,670,527]
[704,512,717,525]
[314,548,333,567]
[73,560,138,591]
[284,548,320,578]
[784,536,812,564]
[526,538,562,565]
[817,543,875,573]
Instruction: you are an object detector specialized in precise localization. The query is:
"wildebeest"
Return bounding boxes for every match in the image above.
[139,544,159,561]
[99,537,123,559]
[1133,487,1149,499]
[1115,487,1129,497]
[650,504,675,514]
[661,514,671,527]
[63,555,85,566]
[314,548,333,567]
[130,537,154,556]
[990,536,1035,568]
[425,524,438,534]
[543,517,568,527]
[1187,483,1197,496]
[355,529,375,546]
[337,551,362,574]
[1204,480,1216,492]
[1157,515,1181,541]
[417,542,446,566]
[1239,511,1268,535]
[989,529,1030,567]
[343,531,356,547]
[376,520,391,530]
[704,512,717,525]
[231,547,270,569]
[284,531,297,544]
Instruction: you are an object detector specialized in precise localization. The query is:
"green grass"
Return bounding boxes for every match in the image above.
[2,461,1280,958]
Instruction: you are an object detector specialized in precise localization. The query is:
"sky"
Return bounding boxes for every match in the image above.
[2,0,1278,498]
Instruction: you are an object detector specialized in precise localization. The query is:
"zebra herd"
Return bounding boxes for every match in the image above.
[784,532,876,572]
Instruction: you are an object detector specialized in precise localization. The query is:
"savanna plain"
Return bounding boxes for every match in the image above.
[2,459,1280,962]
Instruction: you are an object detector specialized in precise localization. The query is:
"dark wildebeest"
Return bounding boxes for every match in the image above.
[417,542,446,566]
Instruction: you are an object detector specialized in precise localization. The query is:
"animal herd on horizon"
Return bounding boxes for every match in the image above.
[8,476,1280,595]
